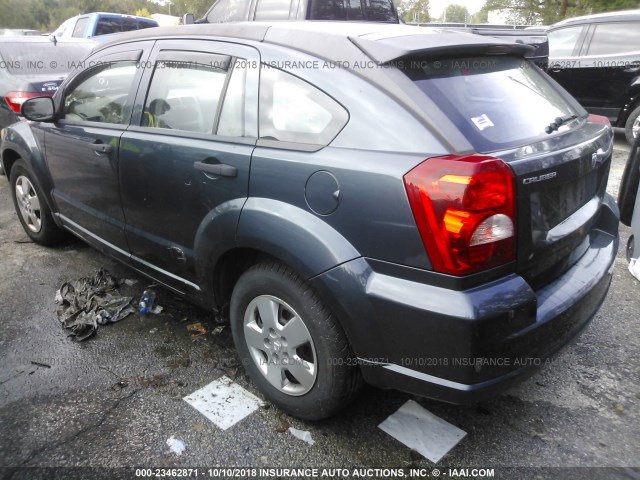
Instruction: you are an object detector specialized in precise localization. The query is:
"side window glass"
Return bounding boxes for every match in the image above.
[207,0,249,22]
[138,21,156,30]
[364,0,397,22]
[122,17,138,32]
[254,0,292,20]
[64,61,137,125]
[142,59,228,134]
[259,66,348,145]
[217,61,246,137]
[548,26,585,57]
[72,18,88,37]
[95,18,122,36]
[587,23,640,56]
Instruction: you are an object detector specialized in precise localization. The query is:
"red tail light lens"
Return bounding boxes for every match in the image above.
[4,91,49,114]
[404,154,516,276]
[587,114,611,127]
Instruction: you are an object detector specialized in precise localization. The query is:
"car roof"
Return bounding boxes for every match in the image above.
[98,21,532,64]
[75,11,158,20]
[549,9,640,30]
[0,36,95,44]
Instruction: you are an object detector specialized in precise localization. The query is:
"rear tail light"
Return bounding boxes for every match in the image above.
[404,154,516,276]
[587,114,611,127]
[4,91,50,114]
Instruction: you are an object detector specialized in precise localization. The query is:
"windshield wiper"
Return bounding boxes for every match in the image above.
[545,114,577,134]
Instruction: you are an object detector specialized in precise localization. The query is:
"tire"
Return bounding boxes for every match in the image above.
[230,261,362,420]
[625,105,640,146]
[10,160,68,245]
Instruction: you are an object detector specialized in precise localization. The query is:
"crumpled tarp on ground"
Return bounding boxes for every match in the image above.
[55,268,135,341]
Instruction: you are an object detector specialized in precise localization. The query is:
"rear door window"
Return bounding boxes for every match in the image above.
[402,56,577,152]
[586,23,640,56]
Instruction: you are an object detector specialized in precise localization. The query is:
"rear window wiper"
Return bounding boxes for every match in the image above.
[545,114,577,134]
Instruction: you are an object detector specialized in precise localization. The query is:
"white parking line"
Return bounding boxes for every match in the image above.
[378,400,466,463]
[183,376,263,430]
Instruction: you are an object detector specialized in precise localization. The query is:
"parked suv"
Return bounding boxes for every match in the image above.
[546,10,640,144]
[2,22,618,419]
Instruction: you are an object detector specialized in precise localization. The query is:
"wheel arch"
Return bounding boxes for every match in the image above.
[206,198,361,317]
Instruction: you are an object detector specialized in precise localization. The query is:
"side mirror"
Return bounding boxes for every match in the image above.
[182,13,195,24]
[21,97,55,122]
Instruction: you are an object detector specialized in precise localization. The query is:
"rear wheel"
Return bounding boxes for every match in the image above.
[10,160,68,245]
[625,105,640,146]
[230,261,362,420]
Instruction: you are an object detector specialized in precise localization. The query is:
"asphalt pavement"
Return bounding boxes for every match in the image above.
[0,133,638,480]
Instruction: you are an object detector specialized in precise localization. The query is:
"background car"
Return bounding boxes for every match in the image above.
[546,9,640,144]
[183,0,399,24]
[3,22,618,419]
[51,12,158,39]
[0,36,95,175]
[0,29,41,36]
[618,135,640,263]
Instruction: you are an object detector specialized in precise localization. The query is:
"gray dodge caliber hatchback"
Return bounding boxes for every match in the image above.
[1,22,619,419]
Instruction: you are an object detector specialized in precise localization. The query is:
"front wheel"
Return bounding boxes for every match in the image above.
[10,160,68,245]
[230,261,362,420]
[625,105,640,146]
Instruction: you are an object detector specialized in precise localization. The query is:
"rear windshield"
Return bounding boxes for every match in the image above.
[310,0,398,22]
[401,56,577,152]
[0,42,93,75]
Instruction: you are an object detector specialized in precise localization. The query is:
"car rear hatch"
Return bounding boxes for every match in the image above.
[392,46,614,287]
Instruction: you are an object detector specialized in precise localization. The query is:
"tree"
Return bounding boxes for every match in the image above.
[397,0,430,24]
[483,0,640,26]
[135,7,152,17]
[441,3,470,23]
[471,9,489,23]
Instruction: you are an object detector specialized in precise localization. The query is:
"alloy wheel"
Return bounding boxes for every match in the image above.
[15,175,42,233]
[243,295,317,396]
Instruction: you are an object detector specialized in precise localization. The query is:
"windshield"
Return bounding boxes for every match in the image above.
[0,42,94,75]
[401,56,578,152]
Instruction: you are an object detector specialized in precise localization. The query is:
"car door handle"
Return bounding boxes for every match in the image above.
[194,161,237,177]
[90,143,112,154]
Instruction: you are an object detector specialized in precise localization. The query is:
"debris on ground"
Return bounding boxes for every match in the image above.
[288,427,315,445]
[183,376,263,430]
[139,288,158,315]
[186,322,207,338]
[192,423,206,433]
[629,258,640,281]
[30,361,51,369]
[378,399,466,463]
[275,412,291,433]
[55,268,135,341]
[166,436,186,455]
[212,325,225,336]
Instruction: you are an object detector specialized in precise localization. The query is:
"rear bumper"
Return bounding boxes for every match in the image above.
[311,195,619,404]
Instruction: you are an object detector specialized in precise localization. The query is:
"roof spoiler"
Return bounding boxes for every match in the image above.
[350,32,535,64]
